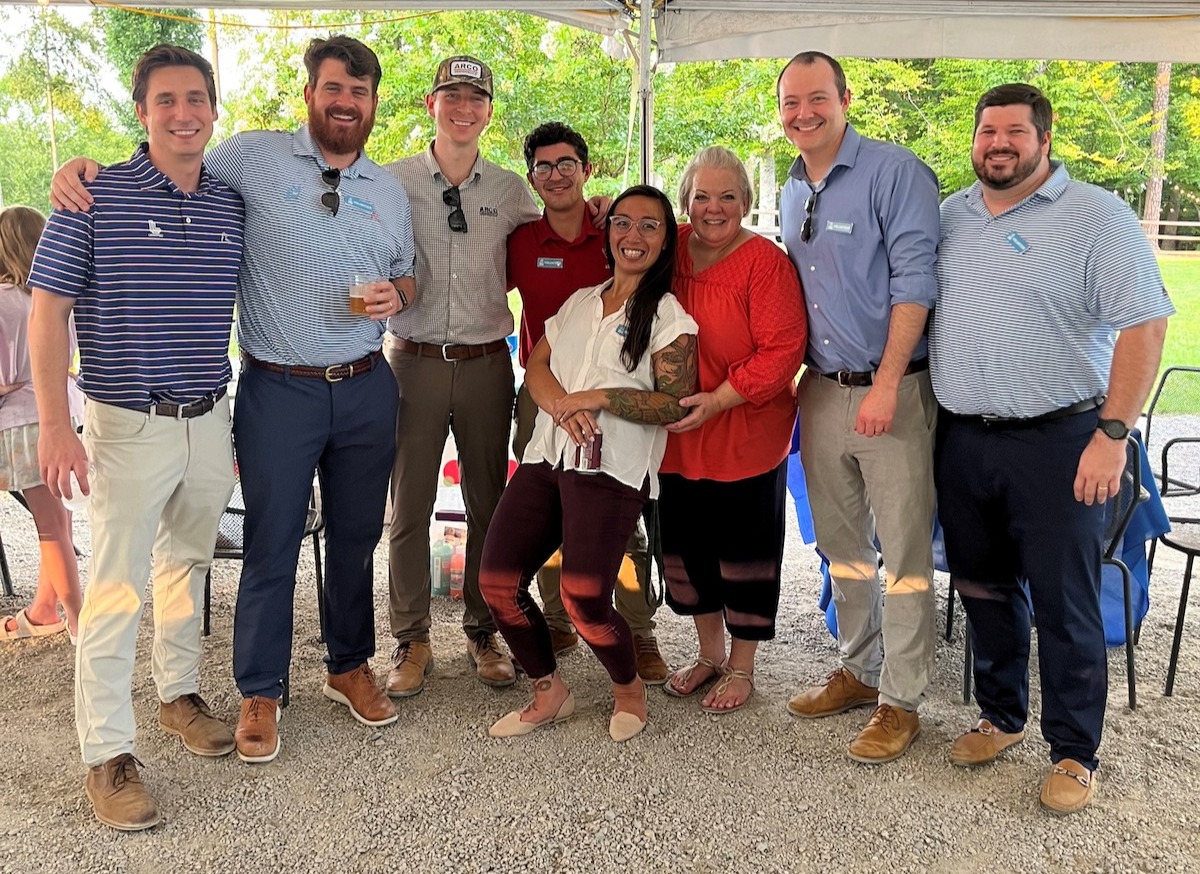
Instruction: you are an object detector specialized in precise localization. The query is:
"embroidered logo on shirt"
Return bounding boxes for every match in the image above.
[537,257,564,269]
[147,220,163,238]
[220,232,229,244]
[479,206,499,217]
[825,220,854,234]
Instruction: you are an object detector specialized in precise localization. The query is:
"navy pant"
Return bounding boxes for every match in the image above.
[232,359,398,698]
[480,462,647,684]
[935,410,1106,769]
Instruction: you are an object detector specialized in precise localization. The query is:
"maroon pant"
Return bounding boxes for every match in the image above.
[480,462,648,683]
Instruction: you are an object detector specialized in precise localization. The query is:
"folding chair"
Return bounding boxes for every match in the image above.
[1156,436,1200,697]
[1142,366,1200,498]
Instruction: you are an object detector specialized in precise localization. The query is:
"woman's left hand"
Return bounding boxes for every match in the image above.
[665,391,723,433]
[552,390,605,424]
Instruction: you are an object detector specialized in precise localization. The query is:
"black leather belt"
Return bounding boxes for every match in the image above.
[815,357,929,388]
[956,396,1104,427]
[391,337,509,362]
[245,351,381,383]
[133,386,227,418]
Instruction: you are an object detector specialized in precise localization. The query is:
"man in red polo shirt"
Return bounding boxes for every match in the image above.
[505,121,667,683]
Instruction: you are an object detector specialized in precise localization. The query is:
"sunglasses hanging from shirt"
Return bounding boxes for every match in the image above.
[321,168,341,217]
[443,185,468,234]
[801,187,820,243]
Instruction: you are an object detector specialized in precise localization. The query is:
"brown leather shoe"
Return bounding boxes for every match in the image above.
[949,718,1026,767]
[549,628,579,657]
[634,635,669,685]
[1040,758,1095,815]
[385,641,434,698]
[467,633,517,688]
[85,754,160,831]
[235,696,280,764]
[787,667,878,718]
[847,703,920,763]
[324,664,398,727]
[159,693,235,757]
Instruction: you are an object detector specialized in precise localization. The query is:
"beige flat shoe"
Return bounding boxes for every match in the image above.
[609,680,648,742]
[488,692,575,738]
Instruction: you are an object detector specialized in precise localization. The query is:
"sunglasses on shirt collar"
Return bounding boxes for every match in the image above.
[443,185,468,234]
[321,168,341,217]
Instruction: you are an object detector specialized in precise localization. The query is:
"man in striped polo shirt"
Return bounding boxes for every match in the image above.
[30,45,242,831]
[51,37,416,766]
[931,83,1173,814]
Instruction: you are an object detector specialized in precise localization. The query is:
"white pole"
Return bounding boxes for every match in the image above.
[639,0,654,185]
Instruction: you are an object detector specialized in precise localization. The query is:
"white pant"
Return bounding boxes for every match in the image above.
[75,398,234,766]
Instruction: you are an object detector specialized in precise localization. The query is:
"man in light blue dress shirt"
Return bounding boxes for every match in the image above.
[778,52,940,765]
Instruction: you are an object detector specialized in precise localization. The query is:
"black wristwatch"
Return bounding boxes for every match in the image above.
[1097,418,1130,441]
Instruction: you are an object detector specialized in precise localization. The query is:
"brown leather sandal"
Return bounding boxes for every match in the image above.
[663,656,724,698]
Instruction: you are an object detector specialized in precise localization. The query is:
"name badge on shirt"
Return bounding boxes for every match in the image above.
[1006,231,1031,254]
[825,220,854,235]
[616,324,628,337]
[537,257,564,269]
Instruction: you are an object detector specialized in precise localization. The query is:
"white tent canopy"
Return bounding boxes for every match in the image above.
[12,1,1200,63]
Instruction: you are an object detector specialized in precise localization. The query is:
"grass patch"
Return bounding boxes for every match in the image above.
[1155,255,1200,414]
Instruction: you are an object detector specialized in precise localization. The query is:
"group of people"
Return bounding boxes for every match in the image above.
[0,35,1172,830]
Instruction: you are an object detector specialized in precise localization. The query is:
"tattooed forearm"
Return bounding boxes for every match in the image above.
[600,334,698,426]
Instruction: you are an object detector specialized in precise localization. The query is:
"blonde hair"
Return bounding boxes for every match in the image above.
[0,206,47,292]
[677,146,753,217]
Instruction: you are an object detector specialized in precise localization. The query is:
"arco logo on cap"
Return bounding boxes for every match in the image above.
[451,60,483,79]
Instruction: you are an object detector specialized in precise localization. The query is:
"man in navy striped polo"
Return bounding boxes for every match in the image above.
[931,83,1173,815]
[30,45,242,831]
[50,36,416,767]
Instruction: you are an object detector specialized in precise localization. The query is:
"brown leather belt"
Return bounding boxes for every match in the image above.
[391,336,509,362]
[131,386,227,418]
[244,350,381,383]
[814,357,929,388]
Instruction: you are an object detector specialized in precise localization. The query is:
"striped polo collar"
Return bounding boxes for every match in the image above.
[962,160,1071,217]
[419,141,483,186]
[127,143,218,197]
[292,124,378,180]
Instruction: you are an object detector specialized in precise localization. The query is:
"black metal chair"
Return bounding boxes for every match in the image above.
[950,435,1143,709]
[1142,366,1200,499]
[1156,436,1200,697]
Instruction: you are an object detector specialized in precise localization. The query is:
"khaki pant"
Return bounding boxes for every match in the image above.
[513,383,656,635]
[797,369,936,711]
[75,397,234,766]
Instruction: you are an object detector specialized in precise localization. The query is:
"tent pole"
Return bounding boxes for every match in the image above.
[639,0,653,185]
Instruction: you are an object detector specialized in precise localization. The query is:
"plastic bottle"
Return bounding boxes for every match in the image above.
[448,545,466,601]
[429,537,452,597]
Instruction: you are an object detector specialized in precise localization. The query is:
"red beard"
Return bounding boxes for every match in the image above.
[309,106,375,157]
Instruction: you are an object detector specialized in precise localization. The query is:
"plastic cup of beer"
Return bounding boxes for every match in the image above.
[350,273,377,315]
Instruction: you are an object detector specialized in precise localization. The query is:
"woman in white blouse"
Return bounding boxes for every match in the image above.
[480,185,698,742]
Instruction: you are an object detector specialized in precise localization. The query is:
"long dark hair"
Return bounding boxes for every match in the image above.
[603,185,678,372]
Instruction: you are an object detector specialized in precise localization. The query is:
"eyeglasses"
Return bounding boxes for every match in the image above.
[530,158,583,181]
[320,168,340,217]
[800,188,819,243]
[442,185,468,234]
[608,215,663,235]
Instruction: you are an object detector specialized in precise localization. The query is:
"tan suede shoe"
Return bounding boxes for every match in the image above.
[787,667,878,718]
[467,633,517,688]
[159,693,235,757]
[949,718,1025,767]
[1040,758,1095,815]
[549,628,580,657]
[323,664,398,727]
[85,754,160,831]
[634,635,669,685]
[847,704,920,764]
[235,696,281,764]
[385,641,433,698]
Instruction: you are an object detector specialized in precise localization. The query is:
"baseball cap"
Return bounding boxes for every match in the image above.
[431,56,493,99]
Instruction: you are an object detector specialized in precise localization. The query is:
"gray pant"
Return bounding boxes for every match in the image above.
[513,383,656,635]
[798,368,937,711]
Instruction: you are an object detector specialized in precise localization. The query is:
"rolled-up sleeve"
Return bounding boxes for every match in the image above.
[879,157,940,309]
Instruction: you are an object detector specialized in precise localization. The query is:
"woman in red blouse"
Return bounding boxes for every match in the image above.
[660,146,807,712]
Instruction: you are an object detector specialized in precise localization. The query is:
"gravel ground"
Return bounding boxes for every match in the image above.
[1,471,1198,874]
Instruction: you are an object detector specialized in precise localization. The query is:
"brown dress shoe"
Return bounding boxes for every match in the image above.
[159,693,235,757]
[85,754,161,831]
[949,718,1026,767]
[324,664,399,727]
[1040,758,1096,815]
[787,667,878,718]
[847,703,920,763]
[634,635,669,685]
[386,641,434,698]
[467,633,517,687]
[549,628,579,657]
[235,696,281,764]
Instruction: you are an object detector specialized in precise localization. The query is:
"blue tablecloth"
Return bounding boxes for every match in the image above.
[792,428,1170,647]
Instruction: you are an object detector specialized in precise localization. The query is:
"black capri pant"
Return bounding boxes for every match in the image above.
[658,459,788,640]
